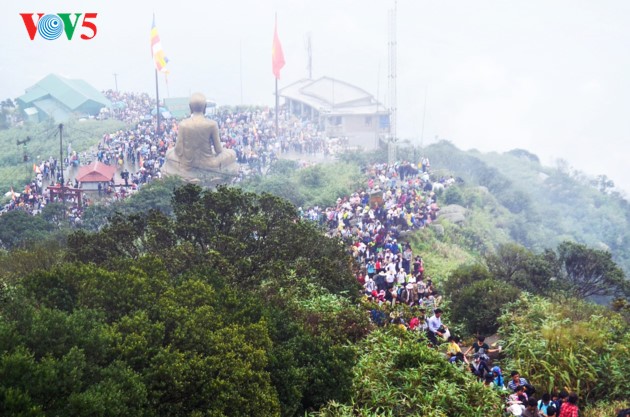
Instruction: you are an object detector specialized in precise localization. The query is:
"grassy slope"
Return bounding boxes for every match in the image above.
[0,119,125,193]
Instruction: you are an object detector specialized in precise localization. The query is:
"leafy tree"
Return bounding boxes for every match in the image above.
[443,186,464,205]
[0,210,55,250]
[443,263,492,300]
[485,243,564,295]
[0,99,16,130]
[591,174,615,194]
[557,241,628,299]
[450,278,521,335]
[2,184,365,416]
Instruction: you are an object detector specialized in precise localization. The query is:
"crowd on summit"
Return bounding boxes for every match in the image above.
[2,90,350,220]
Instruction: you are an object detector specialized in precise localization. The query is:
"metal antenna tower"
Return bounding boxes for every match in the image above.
[305,32,313,79]
[387,0,398,165]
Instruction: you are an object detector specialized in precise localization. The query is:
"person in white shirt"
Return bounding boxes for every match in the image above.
[426,308,447,346]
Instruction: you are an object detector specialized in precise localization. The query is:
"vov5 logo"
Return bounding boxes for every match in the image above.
[20,13,98,40]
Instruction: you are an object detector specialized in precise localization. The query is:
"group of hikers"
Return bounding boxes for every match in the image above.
[295,159,608,417]
[455,337,583,417]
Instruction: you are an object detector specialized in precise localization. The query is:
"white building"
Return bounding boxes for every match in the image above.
[279,77,390,149]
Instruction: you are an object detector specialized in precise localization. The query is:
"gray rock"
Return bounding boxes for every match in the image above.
[438,204,467,224]
[430,224,445,236]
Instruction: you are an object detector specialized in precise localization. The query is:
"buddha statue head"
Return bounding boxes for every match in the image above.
[189,92,207,114]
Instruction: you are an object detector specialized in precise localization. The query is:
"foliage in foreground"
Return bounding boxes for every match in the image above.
[582,401,630,417]
[0,185,368,416]
[313,329,504,417]
[498,294,630,402]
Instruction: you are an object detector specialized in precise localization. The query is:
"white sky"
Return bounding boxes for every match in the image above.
[2,0,630,194]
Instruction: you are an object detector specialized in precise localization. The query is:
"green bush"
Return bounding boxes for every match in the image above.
[313,329,503,417]
[442,263,492,300]
[0,185,366,416]
[498,294,630,402]
[449,278,521,335]
[443,186,464,205]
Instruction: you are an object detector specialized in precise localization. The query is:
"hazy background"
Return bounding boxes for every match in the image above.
[2,0,629,194]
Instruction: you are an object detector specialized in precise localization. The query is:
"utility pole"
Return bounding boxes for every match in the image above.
[305,32,313,79]
[113,73,119,92]
[239,39,244,105]
[387,0,398,165]
[155,69,161,136]
[420,86,427,156]
[59,123,65,212]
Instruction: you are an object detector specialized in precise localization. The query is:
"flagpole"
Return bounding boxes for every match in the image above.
[275,78,279,138]
[272,12,284,139]
[155,68,161,136]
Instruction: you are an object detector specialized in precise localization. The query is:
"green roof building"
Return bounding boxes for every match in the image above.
[163,97,191,119]
[17,74,111,122]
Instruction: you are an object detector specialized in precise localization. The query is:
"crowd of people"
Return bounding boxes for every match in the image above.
[212,107,352,177]
[1,156,88,224]
[294,159,601,417]
[2,90,359,223]
[3,93,627,416]
[298,160,449,325]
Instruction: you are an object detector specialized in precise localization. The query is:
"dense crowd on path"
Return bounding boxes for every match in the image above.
[298,160,448,313]
[296,160,598,417]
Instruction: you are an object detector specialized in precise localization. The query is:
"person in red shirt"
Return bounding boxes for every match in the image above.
[558,393,579,417]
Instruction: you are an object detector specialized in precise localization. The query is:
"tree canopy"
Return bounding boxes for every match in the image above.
[557,241,628,299]
[0,184,367,416]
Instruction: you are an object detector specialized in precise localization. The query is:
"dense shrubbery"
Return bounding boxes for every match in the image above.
[313,329,504,417]
[0,210,57,249]
[442,263,520,335]
[443,186,464,205]
[0,185,366,416]
[498,295,630,402]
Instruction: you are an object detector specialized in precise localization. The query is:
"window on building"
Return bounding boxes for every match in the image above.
[365,116,372,126]
[329,116,342,126]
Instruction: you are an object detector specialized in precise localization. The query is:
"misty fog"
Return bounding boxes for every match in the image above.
[2,0,629,194]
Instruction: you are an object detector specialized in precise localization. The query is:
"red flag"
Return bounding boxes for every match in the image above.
[272,15,285,79]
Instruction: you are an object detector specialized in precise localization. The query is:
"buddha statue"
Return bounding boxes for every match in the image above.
[161,92,237,184]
